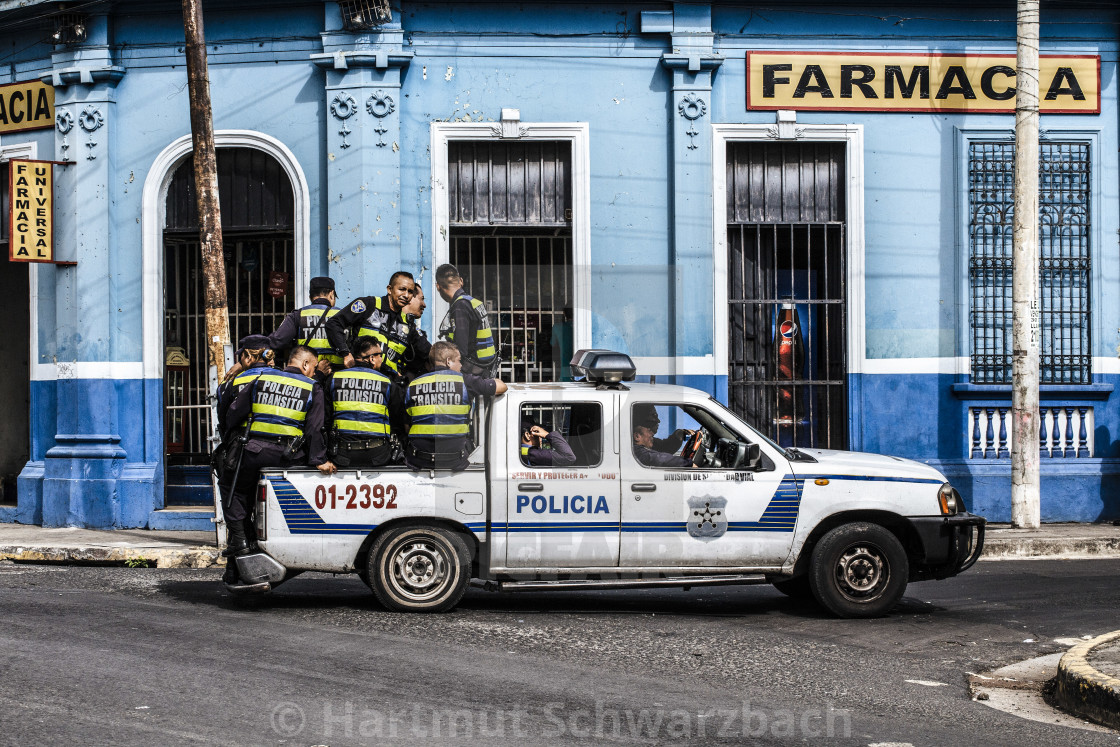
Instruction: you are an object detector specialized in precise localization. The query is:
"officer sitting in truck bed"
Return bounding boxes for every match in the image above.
[326,338,403,469]
[404,341,507,471]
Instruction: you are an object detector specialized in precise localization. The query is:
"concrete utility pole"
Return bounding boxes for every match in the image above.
[181,0,231,382]
[1011,0,1041,528]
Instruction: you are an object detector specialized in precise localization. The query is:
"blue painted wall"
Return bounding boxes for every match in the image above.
[0,1,1114,525]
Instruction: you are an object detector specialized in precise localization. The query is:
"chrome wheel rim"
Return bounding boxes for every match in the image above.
[834,543,889,603]
[387,537,452,602]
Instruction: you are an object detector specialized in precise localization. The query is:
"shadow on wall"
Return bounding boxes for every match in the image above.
[1099,472,1120,522]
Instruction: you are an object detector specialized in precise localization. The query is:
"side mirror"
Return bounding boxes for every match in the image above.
[744,442,763,471]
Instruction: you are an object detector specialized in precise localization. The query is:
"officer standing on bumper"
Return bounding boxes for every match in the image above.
[264,276,344,375]
[327,338,402,469]
[405,341,507,471]
[222,346,337,583]
[435,263,499,377]
[326,271,430,381]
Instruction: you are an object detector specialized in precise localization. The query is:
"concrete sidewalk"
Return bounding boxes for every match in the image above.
[0,521,1116,569]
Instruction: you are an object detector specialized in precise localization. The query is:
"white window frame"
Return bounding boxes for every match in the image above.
[141,130,311,381]
[428,122,592,356]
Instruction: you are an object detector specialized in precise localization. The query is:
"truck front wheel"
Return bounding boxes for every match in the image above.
[809,522,909,618]
[368,526,471,612]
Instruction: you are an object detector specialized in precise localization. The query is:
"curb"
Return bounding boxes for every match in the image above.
[1055,630,1120,730]
[980,535,1120,561]
[0,544,221,569]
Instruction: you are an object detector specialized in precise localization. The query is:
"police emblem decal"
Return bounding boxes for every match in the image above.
[351,300,366,313]
[687,495,728,538]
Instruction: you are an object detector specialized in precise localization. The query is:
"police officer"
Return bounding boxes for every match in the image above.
[405,341,507,471]
[633,424,695,469]
[216,334,275,439]
[327,271,431,381]
[435,263,498,377]
[221,346,337,584]
[519,420,577,467]
[327,338,402,469]
[401,282,431,383]
[266,276,343,375]
[632,403,695,454]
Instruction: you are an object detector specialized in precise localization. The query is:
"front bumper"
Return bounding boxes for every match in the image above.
[907,512,986,581]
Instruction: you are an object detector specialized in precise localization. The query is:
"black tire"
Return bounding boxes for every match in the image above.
[367,525,472,612]
[770,575,813,600]
[808,522,909,618]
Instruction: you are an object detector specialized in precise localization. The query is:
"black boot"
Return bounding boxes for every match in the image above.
[221,557,239,585]
[222,520,251,557]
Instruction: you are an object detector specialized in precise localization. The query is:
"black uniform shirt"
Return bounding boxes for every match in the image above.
[521,432,578,467]
[634,444,693,469]
[267,295,335,350]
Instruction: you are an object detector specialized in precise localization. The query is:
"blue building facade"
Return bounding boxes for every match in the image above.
[0,1,1115,529]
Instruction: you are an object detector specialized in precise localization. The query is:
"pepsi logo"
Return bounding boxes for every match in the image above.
[780,320,797,338]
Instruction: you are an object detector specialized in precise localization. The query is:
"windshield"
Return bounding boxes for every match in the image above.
[706,396,791,459]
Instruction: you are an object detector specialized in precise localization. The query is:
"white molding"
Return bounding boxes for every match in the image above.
[428,122,592,352]
[712,122,866,377]
[141,130,311,380]
[0,141,39,380]
[1095,357,1120,375]
[34,362,145,381]
[630,356,717,377]
[861,357,970,375]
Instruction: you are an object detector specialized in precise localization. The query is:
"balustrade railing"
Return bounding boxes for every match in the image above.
[967,406,1093,459]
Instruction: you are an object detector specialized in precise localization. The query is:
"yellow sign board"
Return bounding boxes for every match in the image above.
[9,160,53,263]
[746,52,1100,114]
[0,80,53,133]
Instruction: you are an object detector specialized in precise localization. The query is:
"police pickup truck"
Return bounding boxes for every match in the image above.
[235,350,985,618]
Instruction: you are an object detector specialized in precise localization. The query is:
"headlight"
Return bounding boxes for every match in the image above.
[938,483,961,516]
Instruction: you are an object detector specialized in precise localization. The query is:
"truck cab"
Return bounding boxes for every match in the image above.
[243,350,984,618]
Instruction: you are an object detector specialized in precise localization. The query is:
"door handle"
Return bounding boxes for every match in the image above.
[631,483,657,492]
[518,483,544,492]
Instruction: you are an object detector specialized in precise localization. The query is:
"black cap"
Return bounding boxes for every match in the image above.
[309,276,335,293]
[237,334,271,353]
[633,403,659,428]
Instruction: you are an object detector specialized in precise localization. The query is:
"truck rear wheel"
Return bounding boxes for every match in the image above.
[809,522,908,618]
[367,525,471,612]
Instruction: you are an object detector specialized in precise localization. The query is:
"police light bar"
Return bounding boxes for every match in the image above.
[570,349,636,384]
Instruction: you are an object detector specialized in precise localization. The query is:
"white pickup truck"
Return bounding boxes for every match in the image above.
[234,350,985,618]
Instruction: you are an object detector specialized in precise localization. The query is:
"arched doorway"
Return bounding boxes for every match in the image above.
[162,147,295,505]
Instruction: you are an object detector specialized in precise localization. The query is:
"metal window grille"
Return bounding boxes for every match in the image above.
[164,237,293,464]
[968,141,1091,384]
[338,0,391,30]
[725,141,848,450]
[449,233,572,383]
[728,223,848,449]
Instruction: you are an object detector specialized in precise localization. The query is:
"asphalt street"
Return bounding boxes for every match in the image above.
[1,559,1118,746]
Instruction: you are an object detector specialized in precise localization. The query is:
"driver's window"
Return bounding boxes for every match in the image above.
[630,404,702,470]
[630,403,768,471]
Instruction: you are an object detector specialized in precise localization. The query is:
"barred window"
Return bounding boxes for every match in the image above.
[968,141,1091,384]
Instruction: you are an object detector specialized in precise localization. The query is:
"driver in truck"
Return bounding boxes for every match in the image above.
[633,423,695,469]
[632,403,695,455]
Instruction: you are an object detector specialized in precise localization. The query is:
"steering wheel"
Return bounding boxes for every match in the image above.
[680,429,704,461]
